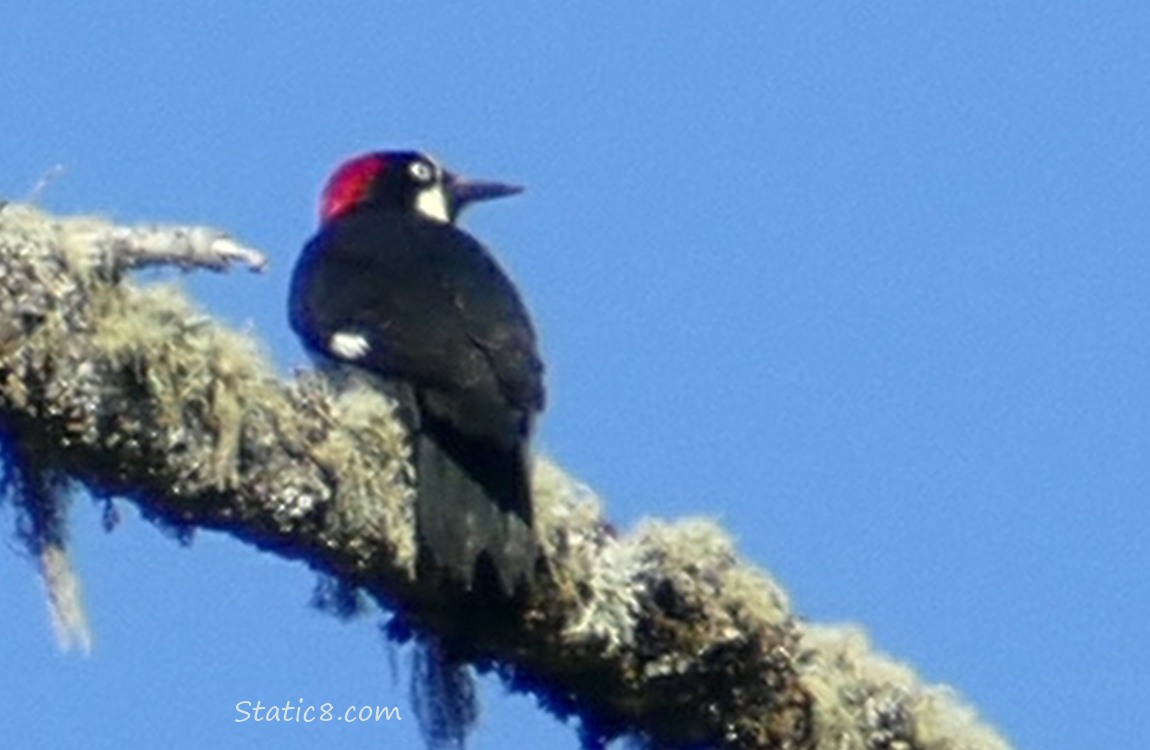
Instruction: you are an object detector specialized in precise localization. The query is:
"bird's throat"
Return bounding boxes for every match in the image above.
[415,184,451,223]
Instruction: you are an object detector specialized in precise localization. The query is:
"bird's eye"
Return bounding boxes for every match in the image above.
[408,161,435,183]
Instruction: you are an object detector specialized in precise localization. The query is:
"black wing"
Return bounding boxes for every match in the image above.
[289,210,544,437]
[413,219,545,414]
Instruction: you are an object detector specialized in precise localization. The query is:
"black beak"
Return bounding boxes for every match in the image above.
[447,173,524,209]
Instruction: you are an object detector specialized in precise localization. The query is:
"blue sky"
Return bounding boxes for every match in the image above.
[2,3,1148,748]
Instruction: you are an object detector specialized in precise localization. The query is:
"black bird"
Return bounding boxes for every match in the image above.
[289,150,543,596]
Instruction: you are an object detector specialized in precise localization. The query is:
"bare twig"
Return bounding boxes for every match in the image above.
[26,164,66,204]
[76,224,268,274]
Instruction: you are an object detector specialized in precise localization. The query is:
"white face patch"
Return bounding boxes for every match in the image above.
[414,183,451,224]
[329,331,370,360]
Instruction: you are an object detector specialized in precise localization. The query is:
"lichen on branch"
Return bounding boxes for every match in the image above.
[0,204,1011,750]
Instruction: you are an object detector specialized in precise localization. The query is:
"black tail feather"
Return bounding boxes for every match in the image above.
[414,416,536,596]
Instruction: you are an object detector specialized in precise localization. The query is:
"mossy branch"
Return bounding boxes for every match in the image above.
[0,204,1011,750]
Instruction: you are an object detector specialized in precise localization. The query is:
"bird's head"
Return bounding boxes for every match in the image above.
[318,150,523,225]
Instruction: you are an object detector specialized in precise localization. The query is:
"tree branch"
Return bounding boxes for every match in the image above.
[0,203,1011,750]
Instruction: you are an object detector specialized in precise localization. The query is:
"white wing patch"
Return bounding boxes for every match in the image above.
[414,183,451,224]
[329,331,370,360]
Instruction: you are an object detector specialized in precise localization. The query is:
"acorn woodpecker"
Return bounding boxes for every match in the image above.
[289,151,543,596]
